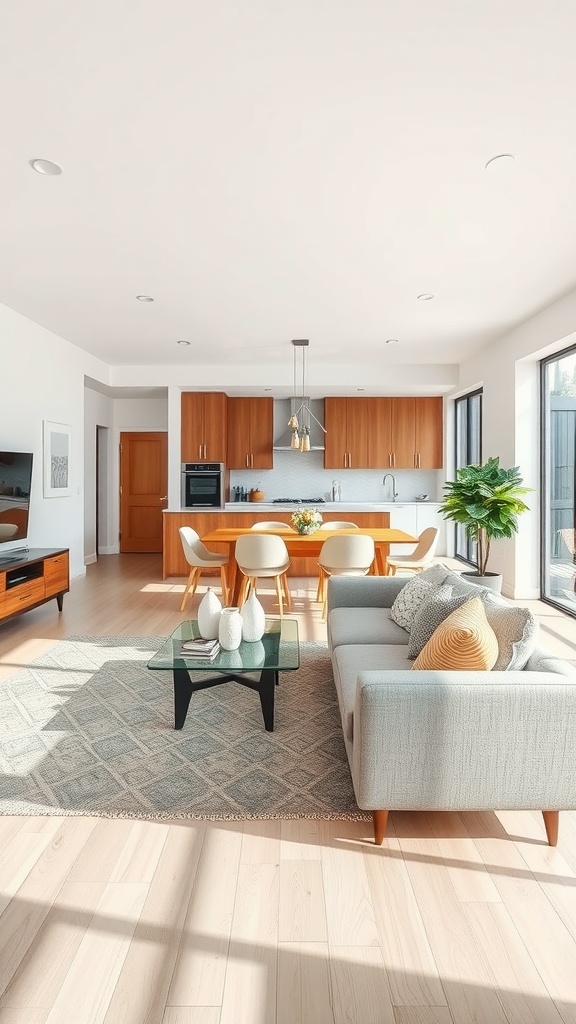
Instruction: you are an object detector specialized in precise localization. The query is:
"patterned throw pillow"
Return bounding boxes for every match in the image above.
[412,596,499,671]
[407,583,476,659]
[480,591,539,670]
[389,564,449,632]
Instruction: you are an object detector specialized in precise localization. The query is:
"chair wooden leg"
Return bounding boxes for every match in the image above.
[542,810,559,846]
[274,575,284,616]
[372,809,389,845]
[237,575,250,608]
[387,565,396,576]
[180,567,198,611]
[281,572,291,611]
[316,568,325,603]
[220,565,229,605]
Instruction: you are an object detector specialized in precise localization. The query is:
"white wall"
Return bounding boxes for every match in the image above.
[454,285,576,598]
[0,303,109,580]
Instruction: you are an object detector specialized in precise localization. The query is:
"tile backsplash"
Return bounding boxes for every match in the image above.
[230,450,443,502]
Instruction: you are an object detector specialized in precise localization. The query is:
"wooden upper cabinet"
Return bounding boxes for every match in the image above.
[324,398,369,469]
[366,397,392,468]
[415,396,443,468]
[389,396,443,468]
[227,397,273,470]
[181,393,227,463]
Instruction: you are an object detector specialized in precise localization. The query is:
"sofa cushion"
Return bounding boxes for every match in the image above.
[389,564,449,632]
[328,607,409,649]
[407,583,477,659]
[412,596,499,671]
[332,644,413,741]
[480,591,539,671]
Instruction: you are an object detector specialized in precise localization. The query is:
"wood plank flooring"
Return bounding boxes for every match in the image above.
[1,553,576,1024]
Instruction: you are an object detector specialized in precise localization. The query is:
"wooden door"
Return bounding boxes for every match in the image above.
[250,397,273,469]
[415,396,443,468]
[181,393,205,462]
[203,393,228,462]
[120,432,168,552]
[324,398,349,468]
[227,397,252,468]
[367,397,392,468]
[345,399,370,468]
[391,397,416,468]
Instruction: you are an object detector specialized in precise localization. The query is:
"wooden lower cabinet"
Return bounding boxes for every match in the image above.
[163,511,390,579]
[0,548,70,624]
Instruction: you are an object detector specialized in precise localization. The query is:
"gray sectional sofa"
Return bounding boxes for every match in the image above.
[327,568,576,846]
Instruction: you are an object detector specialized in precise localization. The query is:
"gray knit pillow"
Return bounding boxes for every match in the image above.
[389,564,449,632]
[480,591,539,670]
[407,583,476,659]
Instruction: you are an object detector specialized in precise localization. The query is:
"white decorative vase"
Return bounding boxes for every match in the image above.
[241,591,266,642]
[197,588,222,639]
[218,607,243,650]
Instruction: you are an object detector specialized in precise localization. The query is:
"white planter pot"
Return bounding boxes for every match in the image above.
[218,607,243,650]
[197,588,222,639]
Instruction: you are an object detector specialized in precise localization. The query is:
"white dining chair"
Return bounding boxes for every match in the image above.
[179,526,229,611]
[385,527,439,575]
[318,521,359,530]
[235,534,291,615]
[250,521,294,531]
[317,534,376,616]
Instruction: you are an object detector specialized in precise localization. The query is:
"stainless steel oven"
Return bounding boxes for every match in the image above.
[181,463,225,508]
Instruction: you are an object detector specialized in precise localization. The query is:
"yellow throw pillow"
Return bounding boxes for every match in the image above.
[412,596,499,671]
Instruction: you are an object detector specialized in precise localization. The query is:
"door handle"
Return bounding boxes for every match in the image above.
[160,496,167,503]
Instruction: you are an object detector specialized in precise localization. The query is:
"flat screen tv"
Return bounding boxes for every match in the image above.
[0,451,34,553]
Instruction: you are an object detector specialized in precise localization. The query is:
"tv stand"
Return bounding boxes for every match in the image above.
[0,548,69,625]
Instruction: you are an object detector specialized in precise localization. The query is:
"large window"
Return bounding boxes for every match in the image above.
[454,390,482,564]
[541,347,576,615]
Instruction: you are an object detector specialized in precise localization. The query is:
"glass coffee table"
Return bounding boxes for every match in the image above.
[148,617,299,732]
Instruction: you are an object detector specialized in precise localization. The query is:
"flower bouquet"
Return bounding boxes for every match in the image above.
[291,507,323,534]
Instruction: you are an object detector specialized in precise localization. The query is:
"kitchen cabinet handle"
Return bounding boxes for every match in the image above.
[348,452,352,468]
[246,454,249,468]
[250,454,254,469]
[199,444,202,459]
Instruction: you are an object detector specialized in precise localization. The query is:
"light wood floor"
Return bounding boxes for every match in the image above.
[1,554,576,1024]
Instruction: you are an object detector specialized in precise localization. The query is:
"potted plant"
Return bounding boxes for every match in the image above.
[439,457,531,591]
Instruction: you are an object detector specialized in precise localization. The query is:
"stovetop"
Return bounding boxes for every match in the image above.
[272,497,326,504]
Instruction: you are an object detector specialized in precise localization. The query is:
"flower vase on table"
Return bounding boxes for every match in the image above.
[241,591,266,642]
[291,508,323,535]
[197,588,222,639]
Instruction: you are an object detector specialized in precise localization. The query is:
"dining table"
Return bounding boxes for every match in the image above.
[201,526,418,605]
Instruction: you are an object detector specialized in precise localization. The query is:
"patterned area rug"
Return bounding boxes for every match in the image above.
[0,636,368,820]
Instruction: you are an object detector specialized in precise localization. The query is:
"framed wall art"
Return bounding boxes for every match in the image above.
[43,420,72,497]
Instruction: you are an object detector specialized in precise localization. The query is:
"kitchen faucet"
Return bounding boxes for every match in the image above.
[383,473,398,502]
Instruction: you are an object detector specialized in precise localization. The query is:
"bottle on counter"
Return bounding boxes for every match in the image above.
[332,480,341,502]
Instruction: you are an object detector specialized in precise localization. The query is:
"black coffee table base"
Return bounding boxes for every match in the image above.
[173,667,279,732]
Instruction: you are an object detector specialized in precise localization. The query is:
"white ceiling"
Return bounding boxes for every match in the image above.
[2,0,576,390]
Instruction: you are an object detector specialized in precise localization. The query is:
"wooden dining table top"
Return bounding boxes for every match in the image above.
[201,526,417,544]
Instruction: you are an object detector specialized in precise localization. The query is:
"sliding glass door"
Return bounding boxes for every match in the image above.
[541,348,576,614]
[454,390,482,564]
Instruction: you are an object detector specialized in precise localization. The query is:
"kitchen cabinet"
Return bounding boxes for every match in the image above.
[227,397,273,470]
[390,397,443,469]
[324,398,370,469]
[181,392,227,463]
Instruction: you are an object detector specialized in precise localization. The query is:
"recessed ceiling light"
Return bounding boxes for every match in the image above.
[177,339,190,346]
[417,293,435,302]
[385,338,399,345]
[30,158,62,175]
[136,295,154,302]
[264,387,272,392]
[356,388,366,392]
[485,153,516,172]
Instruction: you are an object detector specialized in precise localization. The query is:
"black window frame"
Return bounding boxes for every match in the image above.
[453,388,483,567]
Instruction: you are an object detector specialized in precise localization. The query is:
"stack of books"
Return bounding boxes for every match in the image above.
[180,637,221,660]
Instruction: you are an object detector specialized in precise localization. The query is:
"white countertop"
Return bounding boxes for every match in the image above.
[223,501,441,511]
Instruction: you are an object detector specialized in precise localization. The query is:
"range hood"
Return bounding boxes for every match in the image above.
[272,398,326,451]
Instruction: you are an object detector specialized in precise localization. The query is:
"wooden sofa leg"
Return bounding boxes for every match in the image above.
[372,809,389,845]
[542,810,559,846]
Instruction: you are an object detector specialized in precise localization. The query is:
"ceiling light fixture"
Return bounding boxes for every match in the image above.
[177,339,190,346]
[288,339,327,452]
[417,293,435,302]
[136,295,154,302]
[485,153,516,172]
[30,158,62,175]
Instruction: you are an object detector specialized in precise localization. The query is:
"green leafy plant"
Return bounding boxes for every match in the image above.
[439,457,531,577]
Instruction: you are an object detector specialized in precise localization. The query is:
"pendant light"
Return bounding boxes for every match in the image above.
[288,340,327,451]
